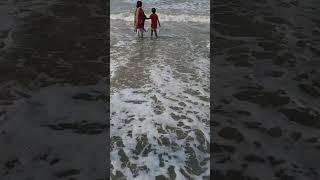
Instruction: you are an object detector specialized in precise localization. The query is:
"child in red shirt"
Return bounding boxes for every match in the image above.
[149,8,161,37]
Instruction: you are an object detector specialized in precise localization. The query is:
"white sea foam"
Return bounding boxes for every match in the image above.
[121,0,210,13]
[110,1,210,178]
[111,52,210,178]
[110,13,210,24]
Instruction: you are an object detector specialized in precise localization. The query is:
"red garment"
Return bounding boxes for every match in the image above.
[135,7,145,29]
[150,13,158,29]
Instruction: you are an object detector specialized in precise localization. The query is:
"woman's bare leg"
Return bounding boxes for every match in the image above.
[137,29,143,38]
[137,29,140,37]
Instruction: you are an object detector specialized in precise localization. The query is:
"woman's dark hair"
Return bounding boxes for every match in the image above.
[136,1,142,8]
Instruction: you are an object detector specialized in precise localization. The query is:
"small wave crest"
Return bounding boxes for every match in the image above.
[110,13,209,24]
[121,0,209,12]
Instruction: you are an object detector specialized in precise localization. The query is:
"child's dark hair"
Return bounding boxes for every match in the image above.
[136,1,142,8]
[152,8,156,13]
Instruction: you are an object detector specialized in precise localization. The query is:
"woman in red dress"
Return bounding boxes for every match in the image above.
[134,1,147,37]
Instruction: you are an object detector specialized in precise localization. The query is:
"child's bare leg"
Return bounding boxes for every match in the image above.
[151,30,153,37]
[155,30,158,37]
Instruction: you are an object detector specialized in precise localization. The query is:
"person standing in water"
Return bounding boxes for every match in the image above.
[150,8,161,37]
[134,1,148,37]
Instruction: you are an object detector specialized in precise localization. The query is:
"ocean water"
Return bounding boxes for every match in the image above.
[0,0,106,179]
[110,0,210,179]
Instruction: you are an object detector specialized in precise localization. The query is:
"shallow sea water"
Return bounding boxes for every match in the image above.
[110,0,210,179]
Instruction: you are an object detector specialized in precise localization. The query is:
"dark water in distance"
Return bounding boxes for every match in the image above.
[0,0,107,179]
[212,0,320,179]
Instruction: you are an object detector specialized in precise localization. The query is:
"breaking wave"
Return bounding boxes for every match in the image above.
[110,13,210,24]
